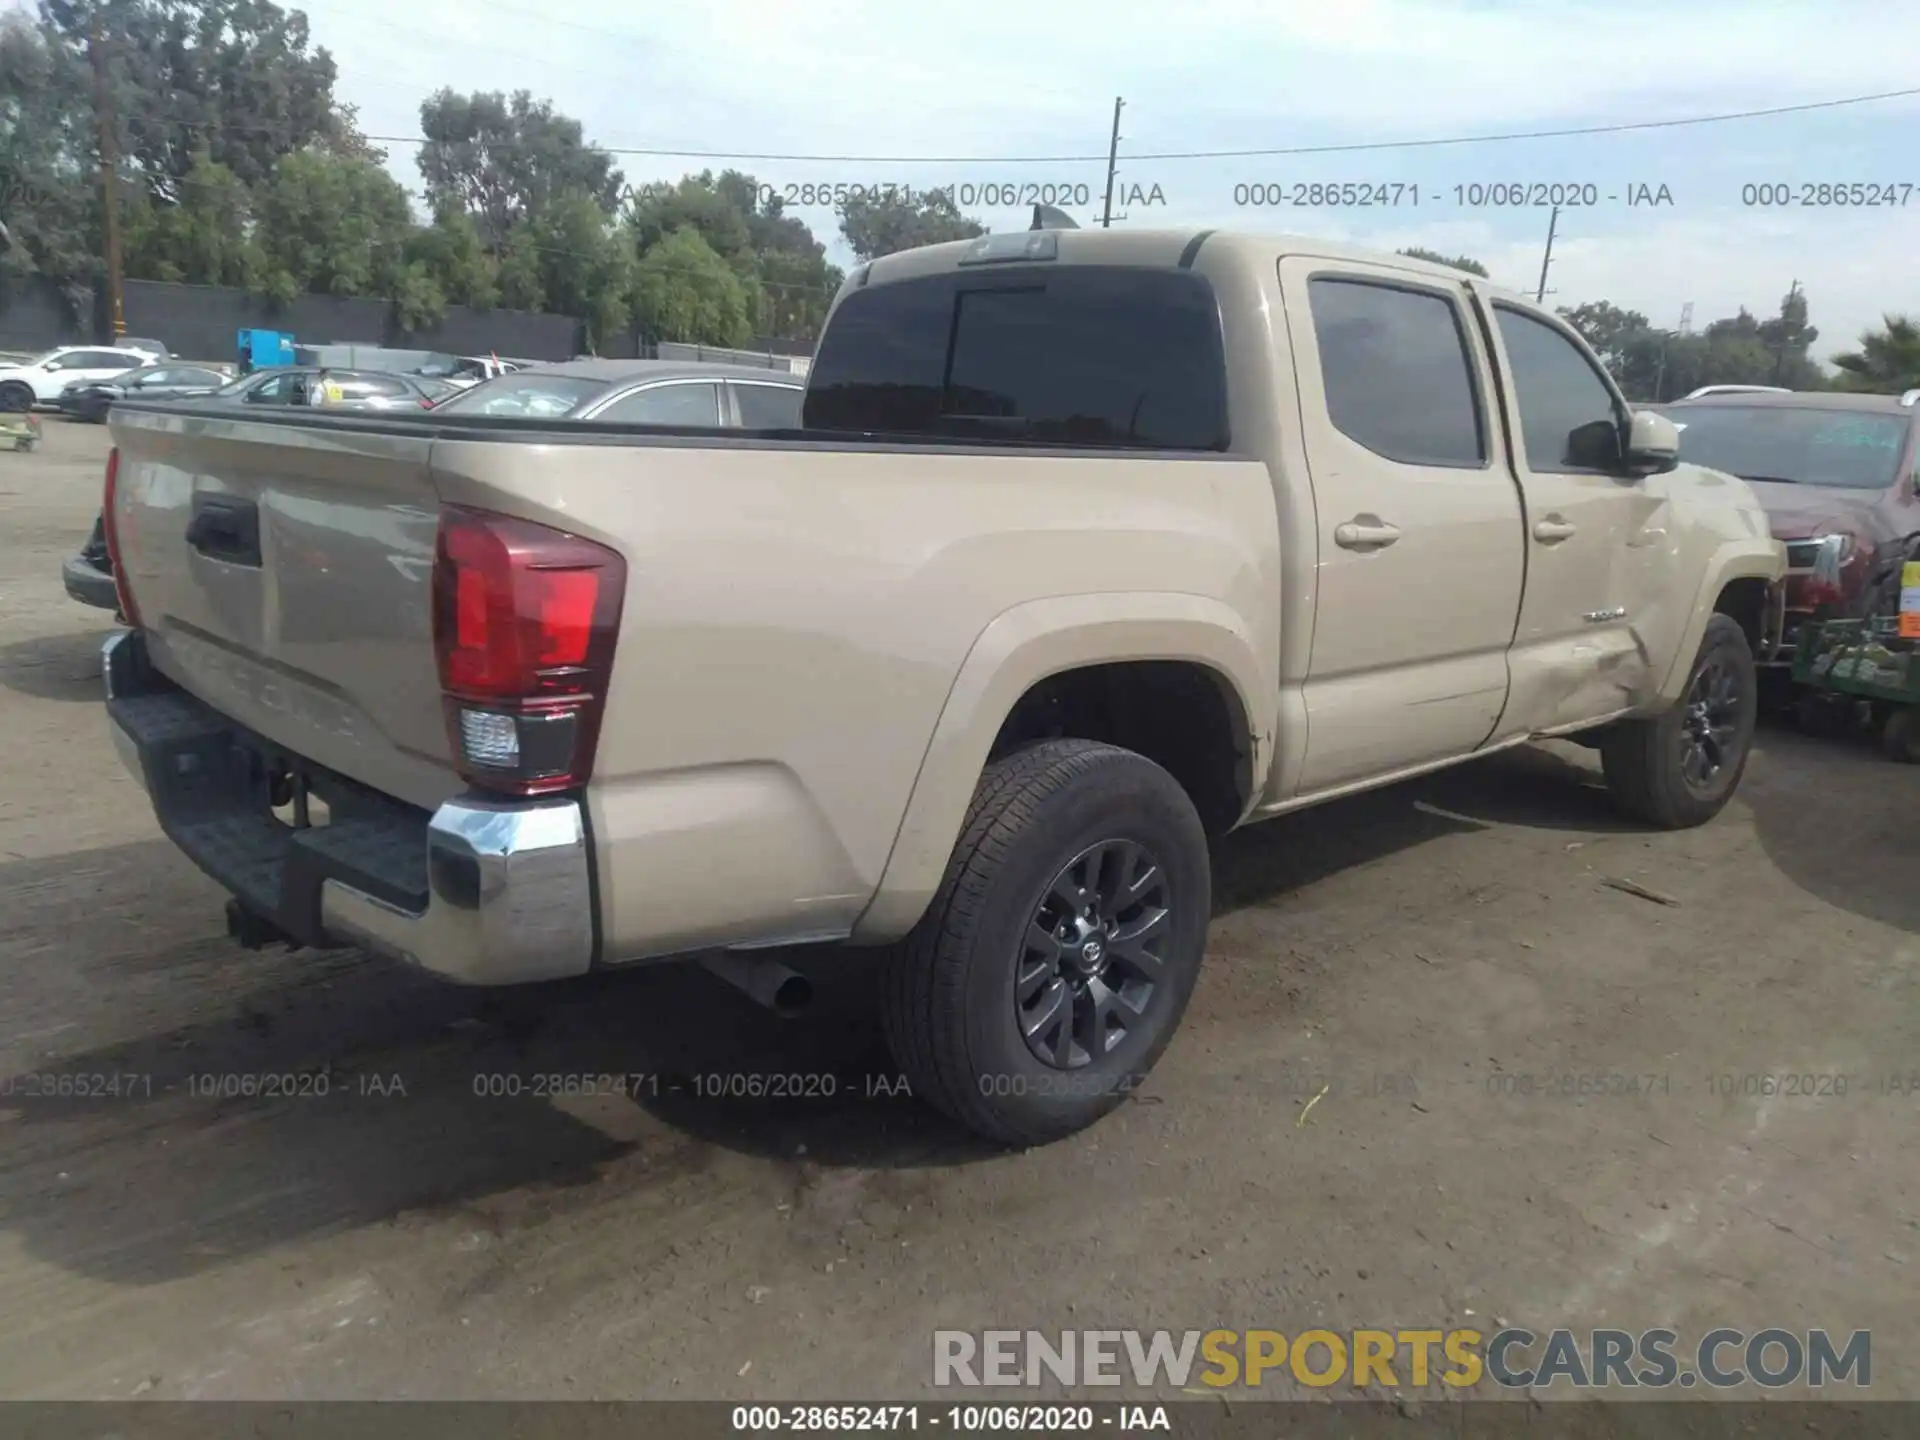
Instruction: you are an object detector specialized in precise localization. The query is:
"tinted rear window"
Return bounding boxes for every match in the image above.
[804,266,1229,450]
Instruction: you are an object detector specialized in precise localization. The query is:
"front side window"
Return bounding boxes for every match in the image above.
[1494,306,1626,473]
[804,266,1229,450]
[1307,277,1486,467]
[432,373,609,418]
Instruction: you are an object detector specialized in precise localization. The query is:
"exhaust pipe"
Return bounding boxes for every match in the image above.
[699,952,814,1018]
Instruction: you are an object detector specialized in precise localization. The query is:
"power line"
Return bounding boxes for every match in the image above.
[101,83,1920,165]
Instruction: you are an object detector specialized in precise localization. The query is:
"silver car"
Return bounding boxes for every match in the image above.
[429,359,806,428]
[216,367,445,413]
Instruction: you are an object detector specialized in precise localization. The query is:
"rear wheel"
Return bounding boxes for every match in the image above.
[880,739,1211,1146]
[1882,707,1920,764]
[1602,614,1757,828]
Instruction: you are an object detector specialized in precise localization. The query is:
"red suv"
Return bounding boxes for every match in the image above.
[1662,389,1920,660]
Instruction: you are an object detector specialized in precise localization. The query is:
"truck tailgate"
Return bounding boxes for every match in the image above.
[108,407,458,811]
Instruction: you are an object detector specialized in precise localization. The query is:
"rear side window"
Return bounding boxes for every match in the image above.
[333,374,409,399]
[804,266,1229,450]
[1307,277,1486,467]
[732,382,804,429]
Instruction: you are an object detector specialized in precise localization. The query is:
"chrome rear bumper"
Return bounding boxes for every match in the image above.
[104,630,594,986]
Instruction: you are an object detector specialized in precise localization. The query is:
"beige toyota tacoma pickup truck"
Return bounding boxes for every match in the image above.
[98,228,1784,1144]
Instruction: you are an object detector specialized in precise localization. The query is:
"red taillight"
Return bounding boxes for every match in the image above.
[431,506,626,796]
[101,446,142,626]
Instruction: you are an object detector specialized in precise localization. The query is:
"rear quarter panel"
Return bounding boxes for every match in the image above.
[430,436,1281,958]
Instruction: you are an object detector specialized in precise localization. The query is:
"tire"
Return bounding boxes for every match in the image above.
[880,738,1211,1146]
[1882,708,1920,764]
[0,381,32,413]
[1602,614,1758,829]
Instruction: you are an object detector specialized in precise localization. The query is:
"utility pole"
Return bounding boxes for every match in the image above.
[1534,204,1558,304]
[1100,97,1124,229]
[90,12,126,338]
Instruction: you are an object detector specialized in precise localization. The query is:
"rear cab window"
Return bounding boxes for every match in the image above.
[1306,276,1487,467]
[804,266,1229,450]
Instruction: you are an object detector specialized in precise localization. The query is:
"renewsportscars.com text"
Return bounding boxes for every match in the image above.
[933,1328,1870,1390]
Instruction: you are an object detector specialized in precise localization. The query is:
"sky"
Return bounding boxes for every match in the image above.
[17,0,1919,362]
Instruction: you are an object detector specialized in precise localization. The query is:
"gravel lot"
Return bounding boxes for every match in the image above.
[1,417,1915,1403]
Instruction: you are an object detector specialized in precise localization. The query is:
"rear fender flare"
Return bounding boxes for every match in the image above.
[849,592,1273,944]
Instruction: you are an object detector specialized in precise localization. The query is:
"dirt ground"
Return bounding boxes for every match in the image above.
[0,417,1915,1404]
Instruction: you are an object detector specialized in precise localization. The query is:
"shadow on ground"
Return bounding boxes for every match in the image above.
[0,741,1734,1286]
[1745,720,1920,935]
[0,628,112,702]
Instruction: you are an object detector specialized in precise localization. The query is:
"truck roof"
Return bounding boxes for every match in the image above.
[857,226,1538,304]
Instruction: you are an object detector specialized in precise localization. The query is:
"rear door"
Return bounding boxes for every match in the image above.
[1278,257,1525,793]
[1474,295,1668,736]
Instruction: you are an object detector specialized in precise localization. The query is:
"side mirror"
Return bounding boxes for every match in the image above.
[1565,417,1624,470]
[1622,410,1680,477]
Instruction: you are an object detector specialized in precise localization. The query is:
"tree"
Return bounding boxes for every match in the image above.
[837,188,983,262]
[0,10,94,284]
[40,0,352,198]
[252,149,413,300]
[418,89,623,252]
[1397,246,1488,277]
[494,225,544,311]
[1558,301,1651,366]
[626,169,841,339]
[405,203,497,309]
[121,150,260,286]
[630,225,754,347]
[1756,283,1821,388]
[1832,316,1920,392]
[529,190,631,348]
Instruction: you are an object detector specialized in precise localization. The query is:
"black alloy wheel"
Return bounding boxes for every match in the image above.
[1016,838,1170,1069]
[1679,654,1743,793]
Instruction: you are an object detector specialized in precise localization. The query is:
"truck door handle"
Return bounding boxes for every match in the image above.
[1333,516,1401,551]
[186,495,263,567]
[1533,516,1578,544]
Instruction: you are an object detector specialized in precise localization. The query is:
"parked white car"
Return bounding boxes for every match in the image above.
[0,343,166,409]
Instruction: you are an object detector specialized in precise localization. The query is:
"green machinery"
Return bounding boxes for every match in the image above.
[1790,547,1920,762]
